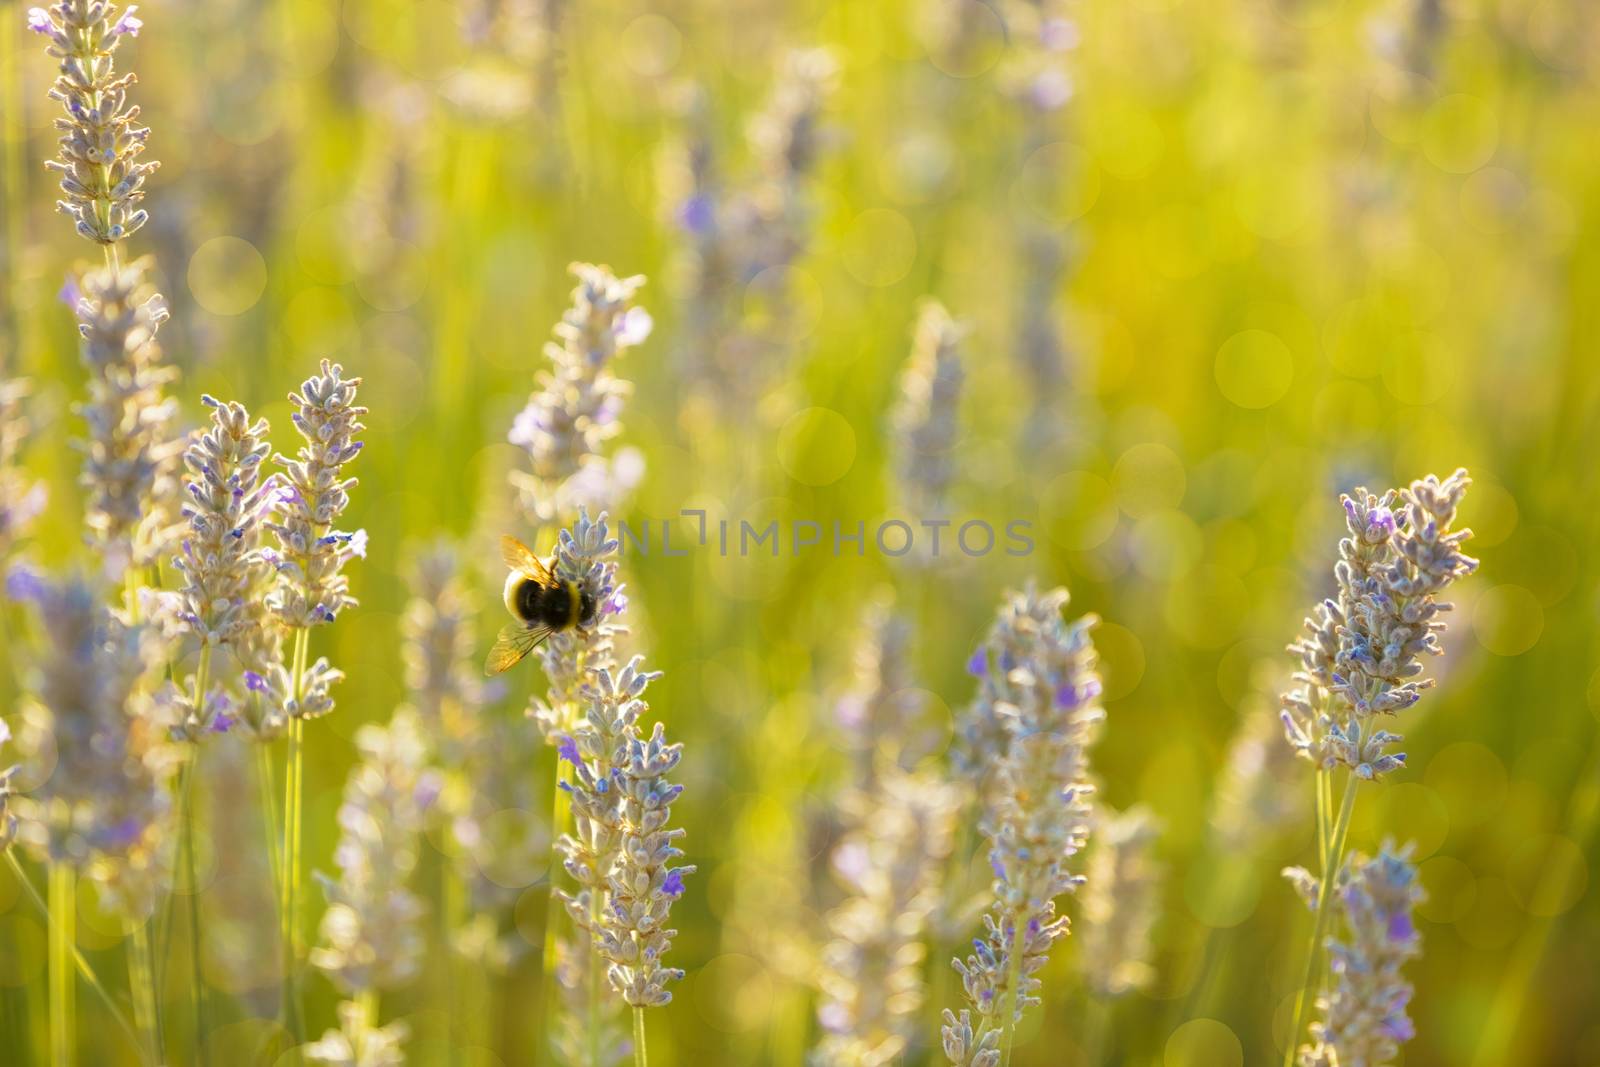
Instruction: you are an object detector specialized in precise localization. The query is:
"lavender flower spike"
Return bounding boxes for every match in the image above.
[74,261,184,573]
[0,380,48,559]
[266,359,366,632]
[310,709,429,997]
[1299,844,1425,1067]
[509,264,651,528]
[1281,470,1476,780]
[943,583,1103,1061]
[1078,806,1164,998]
[31,0,160,246]
[892,300,966,519]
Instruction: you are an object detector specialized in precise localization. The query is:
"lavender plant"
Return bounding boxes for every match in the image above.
[0,379,47,558]
[667,49,836,412]
[29,0,157,254]
[1077,805,1162,1000]
[943,583,1103,1067]
[309,709,429,1061]
[1292,844,1424,1067]
[400,542,542,1054]
[891,301,965,520]
[815,593,959,1064]
[6,568,178,1065]
[509,264,651,531]
[169,397,275,740]
[542,511,693,1067]
[995,0,1078,453]
[71,263,183,578]
[1279,469,1476,1065]
[815,771,958,1067]
[263,359,366,1038]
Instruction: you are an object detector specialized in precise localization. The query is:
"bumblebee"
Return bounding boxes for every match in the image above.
[485,535,597,675]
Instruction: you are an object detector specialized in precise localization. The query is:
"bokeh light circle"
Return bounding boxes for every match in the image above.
[841,209,918,287]
[1166,1018,1244,1067]
[1214,330,1293,409]
[1472,584,1544,656]
[778,407,856,486]
[188,236,268,316]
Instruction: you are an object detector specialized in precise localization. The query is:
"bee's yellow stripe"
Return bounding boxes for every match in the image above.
[563,580,580,629]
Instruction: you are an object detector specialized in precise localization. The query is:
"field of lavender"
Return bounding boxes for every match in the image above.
[2,1,1598,1065]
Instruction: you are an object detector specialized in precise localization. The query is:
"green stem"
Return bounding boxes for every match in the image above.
[356,988,378,1052]
[1314,767,1329,869]
[280,627,310,1042]
[2,0,25,378]
[998,912,1024,1067]
[256,743,281,891]
[588,890,603,1067]
[127,921,159,1066]
[535,747,571,1067]
[7,853,142,1058]
[180,745,210,1067]
[48,863,74,1067]
[1282,775,1359,1067]
[633,1006,648,1067]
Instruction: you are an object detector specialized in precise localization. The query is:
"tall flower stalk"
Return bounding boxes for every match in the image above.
[509,263,651,532]
[541,511,693,1067]
[0,380,47,561]
[943,584,1103,1067]
[666,49,836,413]
[816,595,956,1065]
[306,710,429,1067]
[157,396,274,1057]
[263,360,366,1039]
[6,569,177,1067]
[891,301,966,522]
[1278,470,1476,1066]
[511,262,651,1062]
[995,0,1079,453]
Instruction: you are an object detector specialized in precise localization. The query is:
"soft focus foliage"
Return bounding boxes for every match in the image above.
[3,1,1599,1065]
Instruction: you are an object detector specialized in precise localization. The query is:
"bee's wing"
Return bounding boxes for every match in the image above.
[485,622,553,675]
[501,535,553,583]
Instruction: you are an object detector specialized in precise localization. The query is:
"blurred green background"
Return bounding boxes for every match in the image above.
[2,0,1598,1064]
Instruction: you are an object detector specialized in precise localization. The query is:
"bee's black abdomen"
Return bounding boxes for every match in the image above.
[515,578,546,622]
[541,582,574,629]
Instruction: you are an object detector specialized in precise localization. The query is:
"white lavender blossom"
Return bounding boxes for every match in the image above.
[72,261,183,572]
[509,265,651,529]
[164,397,275,739]
[939,1008,999,1067]
[305,1000,411,1067]
[892,301,965,517]
[29,0,158,247]
[1297,844,1424,1067]
[815,771,958,1066]
[835,592,925,776]
[1077,806,1163,998]
[174,397,274,649]
[944,584,1102,1056]
[1281,470,1477,780]
[265,359,366,632]
[0,380,48,557]
[310,709,429,996]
